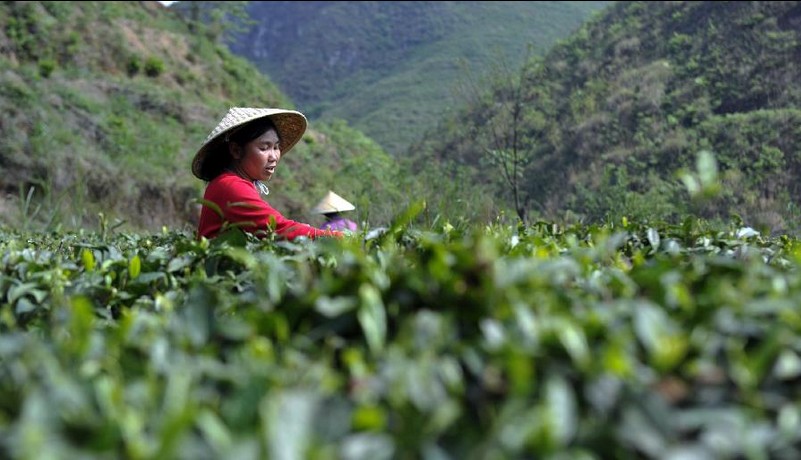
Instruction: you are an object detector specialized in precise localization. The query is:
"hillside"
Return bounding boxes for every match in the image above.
[413,0,801,234]
[228,1,613,156]
[9,1,797,235]
[0,1,403,232]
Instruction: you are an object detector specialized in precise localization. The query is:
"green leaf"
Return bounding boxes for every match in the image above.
[197,198,223,218]
[196,409,232,452]
[646,227,660,252]
[213,227,249,248]
[315,296,357,317]
[14,297,36,314]
[546,375,577,445]
[129,254,141,279]
[263,390,319,460]
[352,404,387,431]
[167,255,194,272]
[696,150,718,186]
[358,284,386,354]
[8,282,47,304]
[82,248,95,271]
[557,319,590,368]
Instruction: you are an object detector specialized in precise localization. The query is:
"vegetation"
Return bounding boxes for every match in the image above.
[3,209,801,458]
[4,1,798,233]
[4,2,801,458]
[0,1,403,233]
[171,1,253,45]
[413,1,801,235]
[226,1,613,156]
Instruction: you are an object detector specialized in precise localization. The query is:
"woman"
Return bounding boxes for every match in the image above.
[192,107,343,240]
[312,190,358,232]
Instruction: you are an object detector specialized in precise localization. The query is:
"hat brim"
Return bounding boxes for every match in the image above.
[192,108,307,181]
[312,190,356,214]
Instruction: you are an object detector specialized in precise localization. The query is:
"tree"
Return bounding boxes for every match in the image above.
[455,45,540,223]
[173,1,255,45]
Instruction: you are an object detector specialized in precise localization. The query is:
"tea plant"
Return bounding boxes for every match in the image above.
[1,217,801,459]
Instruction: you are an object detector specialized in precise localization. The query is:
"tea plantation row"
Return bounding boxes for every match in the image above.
[1,217,801,459]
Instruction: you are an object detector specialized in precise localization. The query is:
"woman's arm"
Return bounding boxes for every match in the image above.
[204,173,343,240]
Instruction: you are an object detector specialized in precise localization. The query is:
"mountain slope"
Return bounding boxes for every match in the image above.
[0,1,402,232]
[229,1,613,155]
[413,0,801,233]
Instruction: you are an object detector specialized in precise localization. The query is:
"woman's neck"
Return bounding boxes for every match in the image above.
[228,164,252,182]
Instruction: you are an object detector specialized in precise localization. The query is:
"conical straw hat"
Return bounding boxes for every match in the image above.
[192,107,307,181]
[312,190,356,214]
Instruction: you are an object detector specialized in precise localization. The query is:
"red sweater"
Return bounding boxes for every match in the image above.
[197,172,342,241]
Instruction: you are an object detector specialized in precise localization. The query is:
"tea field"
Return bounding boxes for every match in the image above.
[2,214,801,459]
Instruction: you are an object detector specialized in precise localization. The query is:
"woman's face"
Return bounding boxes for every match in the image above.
[232,128,281,182]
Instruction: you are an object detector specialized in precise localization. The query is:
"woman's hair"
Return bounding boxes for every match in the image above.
[229,117,277,146]
[200,117,279,180]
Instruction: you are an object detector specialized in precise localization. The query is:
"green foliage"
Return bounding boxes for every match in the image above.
[37,58,56,78]
[0,1,408,234]
[572,166,687,224]
[1,218,801,457]
[414,1,801,235]
[143,56,165,77]
[126,55,142,76]
[677,150,721,201]
[226,1,613,155]
[292,119,412,227]
[172,1,255,45]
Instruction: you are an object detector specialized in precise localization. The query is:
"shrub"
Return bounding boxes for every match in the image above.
[143,56,165,77]
[127,56,142,76]
[38,58,56,78]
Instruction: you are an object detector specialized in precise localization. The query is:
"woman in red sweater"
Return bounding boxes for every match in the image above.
[192,107,343,241]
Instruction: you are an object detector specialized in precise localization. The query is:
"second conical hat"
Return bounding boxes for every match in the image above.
[312,190,356,214]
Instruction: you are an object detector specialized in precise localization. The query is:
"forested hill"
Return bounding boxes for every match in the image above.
[228,1,613,156]
[412,1,801,234]
[0,1,403,232]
